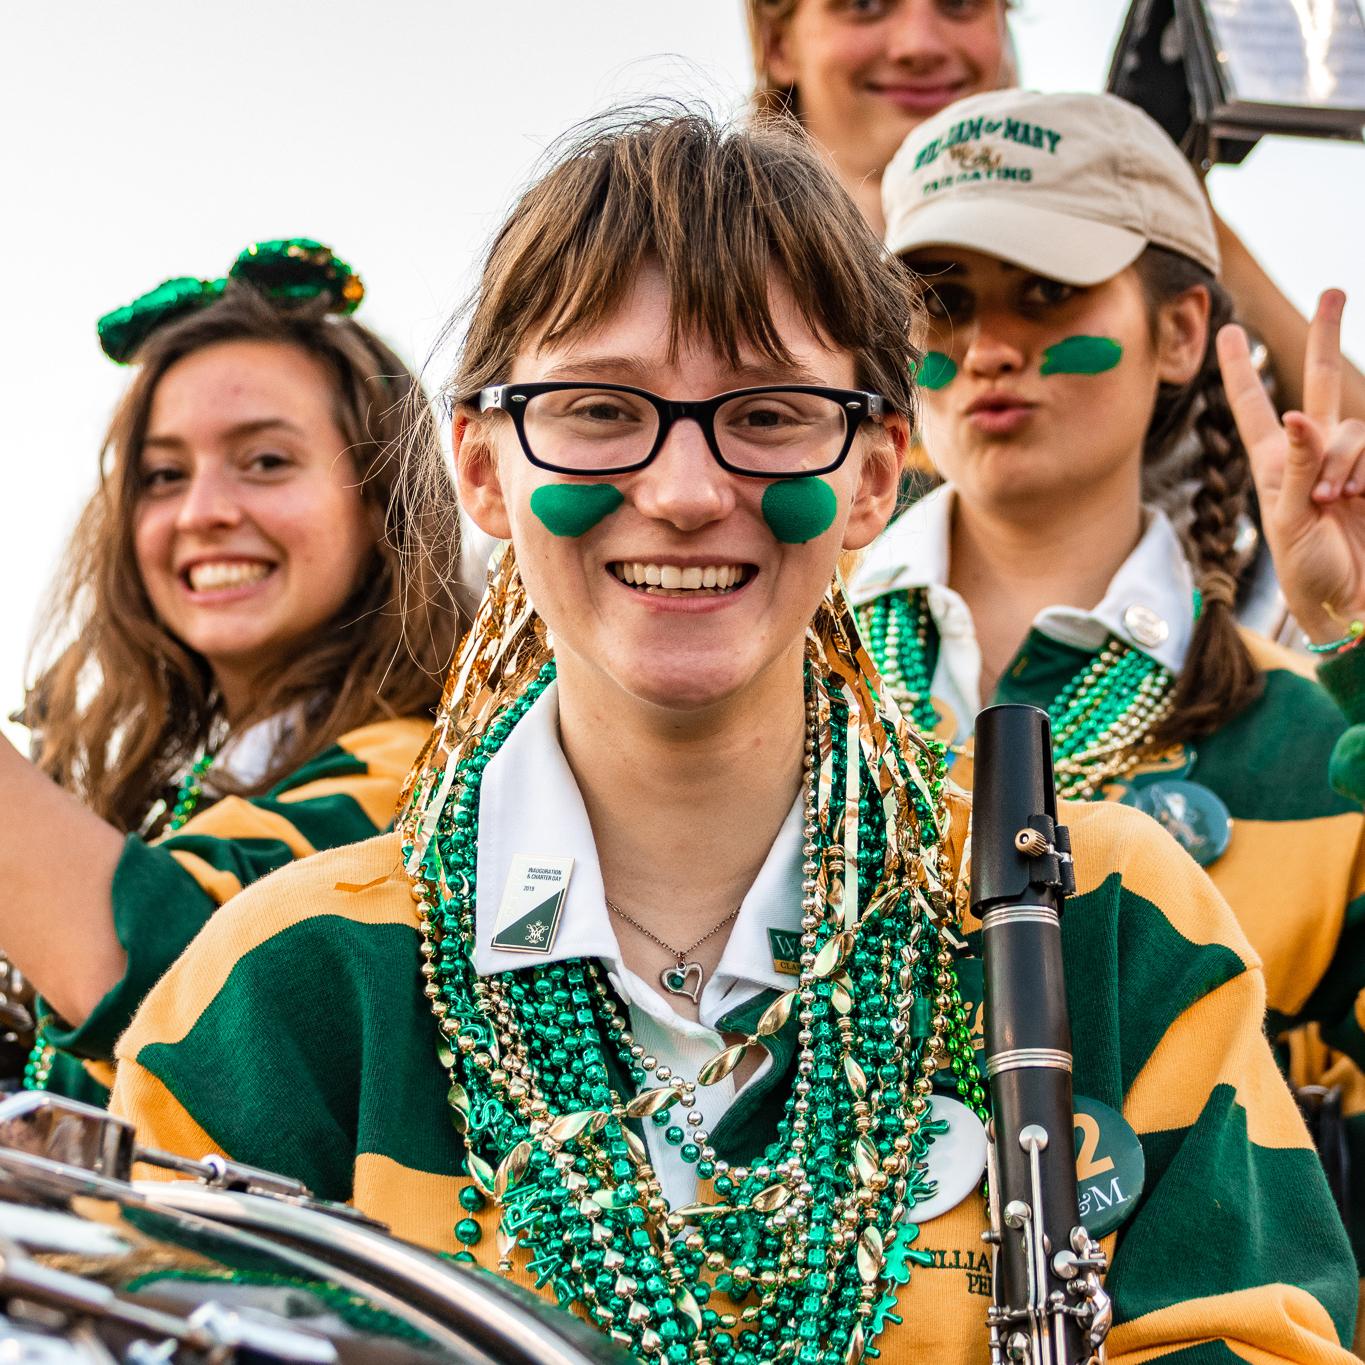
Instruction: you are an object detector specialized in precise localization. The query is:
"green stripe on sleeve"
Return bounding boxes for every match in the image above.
[243,792,382,848]
[135,916,461,1200]
[43,835,222,1063]
[267,742,367,795]
[1297,893,1365,1070]
[1109,1084,1355,1346]
[1063,874,1248,1102]
[1188,669,1354,821]
[41,1052,111,1108]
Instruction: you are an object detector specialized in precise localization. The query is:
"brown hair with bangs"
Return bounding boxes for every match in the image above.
[444,108,920,417]
[26,284,463,829]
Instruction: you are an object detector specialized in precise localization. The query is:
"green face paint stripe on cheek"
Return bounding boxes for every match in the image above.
[1040,336,1123,377]
[529,483,624,537]
[914,351,957,390]
[761,477,838,545]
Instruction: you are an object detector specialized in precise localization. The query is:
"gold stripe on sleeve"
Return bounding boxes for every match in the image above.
[1205,814,1359,1018]
[278,718,430,828]
[116,834,414,1055]
[352,1152,462,1254]
[1125,968,1313,1150]
[1105,1282,1354,1363]
[167,850,244,905]
[157,797,317,858]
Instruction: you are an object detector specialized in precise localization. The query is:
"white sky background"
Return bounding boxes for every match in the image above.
[2,0,1362,737]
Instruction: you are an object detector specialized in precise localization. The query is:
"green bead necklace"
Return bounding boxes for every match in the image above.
[167,751,215,831]
[404,660,984,1365]
[23,752,216,1093]
[858,590,1176,800]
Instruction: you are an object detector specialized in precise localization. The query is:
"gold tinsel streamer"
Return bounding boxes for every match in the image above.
[403,556,955,926]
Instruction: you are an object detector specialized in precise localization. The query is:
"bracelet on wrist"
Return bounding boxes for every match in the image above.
[1308,620,1365,655]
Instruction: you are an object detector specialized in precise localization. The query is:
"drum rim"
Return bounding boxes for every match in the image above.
[137,1180,632,1365]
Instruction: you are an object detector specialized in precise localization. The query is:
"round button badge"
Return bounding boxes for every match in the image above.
[913,1095,988,1222]
[1122,604,1170,649]
[1122,779,1233,867]
[1073,1095,1146,1238]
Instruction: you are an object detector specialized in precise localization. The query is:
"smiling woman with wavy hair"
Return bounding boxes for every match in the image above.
[1,251,463,1104]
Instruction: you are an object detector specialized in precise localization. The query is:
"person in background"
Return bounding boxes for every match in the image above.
[112,111,1354,1362]
[744,0,1365,426]
[0,240,462,1104]
[855,84,1365,1332]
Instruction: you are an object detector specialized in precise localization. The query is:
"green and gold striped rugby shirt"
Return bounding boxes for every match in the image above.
[111,793,1358,1362]
[40,716,429,1105]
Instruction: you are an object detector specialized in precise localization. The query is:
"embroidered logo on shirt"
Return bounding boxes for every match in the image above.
[491,855,573,954]
[767,928,802,976]
[916,1245,992,1297]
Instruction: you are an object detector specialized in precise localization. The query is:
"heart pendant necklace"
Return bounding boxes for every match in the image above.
[605,897,740,1005]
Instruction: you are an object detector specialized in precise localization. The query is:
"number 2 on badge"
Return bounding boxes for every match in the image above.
[1074,1112,1115,1181]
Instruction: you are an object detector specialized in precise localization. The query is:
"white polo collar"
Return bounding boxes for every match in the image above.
[473,680,805,1029]
[851,484,1195,674]
[204,707,301,794]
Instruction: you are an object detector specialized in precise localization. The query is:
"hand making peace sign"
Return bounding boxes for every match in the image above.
[1217,290,1365,646]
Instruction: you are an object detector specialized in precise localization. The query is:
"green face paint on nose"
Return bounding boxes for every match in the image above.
[914,351,958,390]
[530,483,625,537]
[1040,336,1122,377]
[761,477,838,544]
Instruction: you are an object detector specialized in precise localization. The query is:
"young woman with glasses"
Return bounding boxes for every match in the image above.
[110,114,1354,1362]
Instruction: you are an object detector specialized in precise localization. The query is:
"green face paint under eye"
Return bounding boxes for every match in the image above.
[530,483,624,537]
[761,477,837,545]
[914,351,957,390]
[1040,336,1122,377]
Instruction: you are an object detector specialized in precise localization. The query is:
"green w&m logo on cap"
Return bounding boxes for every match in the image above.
[914,114,1065,174]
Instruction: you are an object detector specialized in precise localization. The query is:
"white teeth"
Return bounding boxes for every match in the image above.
[187,561,271,591]
[610,562,747,592]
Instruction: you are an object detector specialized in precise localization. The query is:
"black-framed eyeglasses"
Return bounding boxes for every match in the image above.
[476,382,886,478]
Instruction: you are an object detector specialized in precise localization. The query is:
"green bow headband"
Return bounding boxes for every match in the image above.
[97,237,365,364]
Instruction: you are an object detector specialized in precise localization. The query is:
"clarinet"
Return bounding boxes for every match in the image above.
[973,704,1112,1365]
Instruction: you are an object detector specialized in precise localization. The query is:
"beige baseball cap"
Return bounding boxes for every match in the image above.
[882,89,1219,285]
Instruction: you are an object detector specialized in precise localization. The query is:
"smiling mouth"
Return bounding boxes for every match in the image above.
[609,561,753,596]
[182,560,274,592]
[869,79,966,104]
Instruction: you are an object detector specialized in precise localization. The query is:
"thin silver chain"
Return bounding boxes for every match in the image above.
[604,897,739,963]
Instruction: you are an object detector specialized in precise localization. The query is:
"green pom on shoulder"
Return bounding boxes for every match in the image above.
[1328,725,1365,805]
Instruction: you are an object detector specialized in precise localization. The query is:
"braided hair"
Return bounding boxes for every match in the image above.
[1137,244,1262,746]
